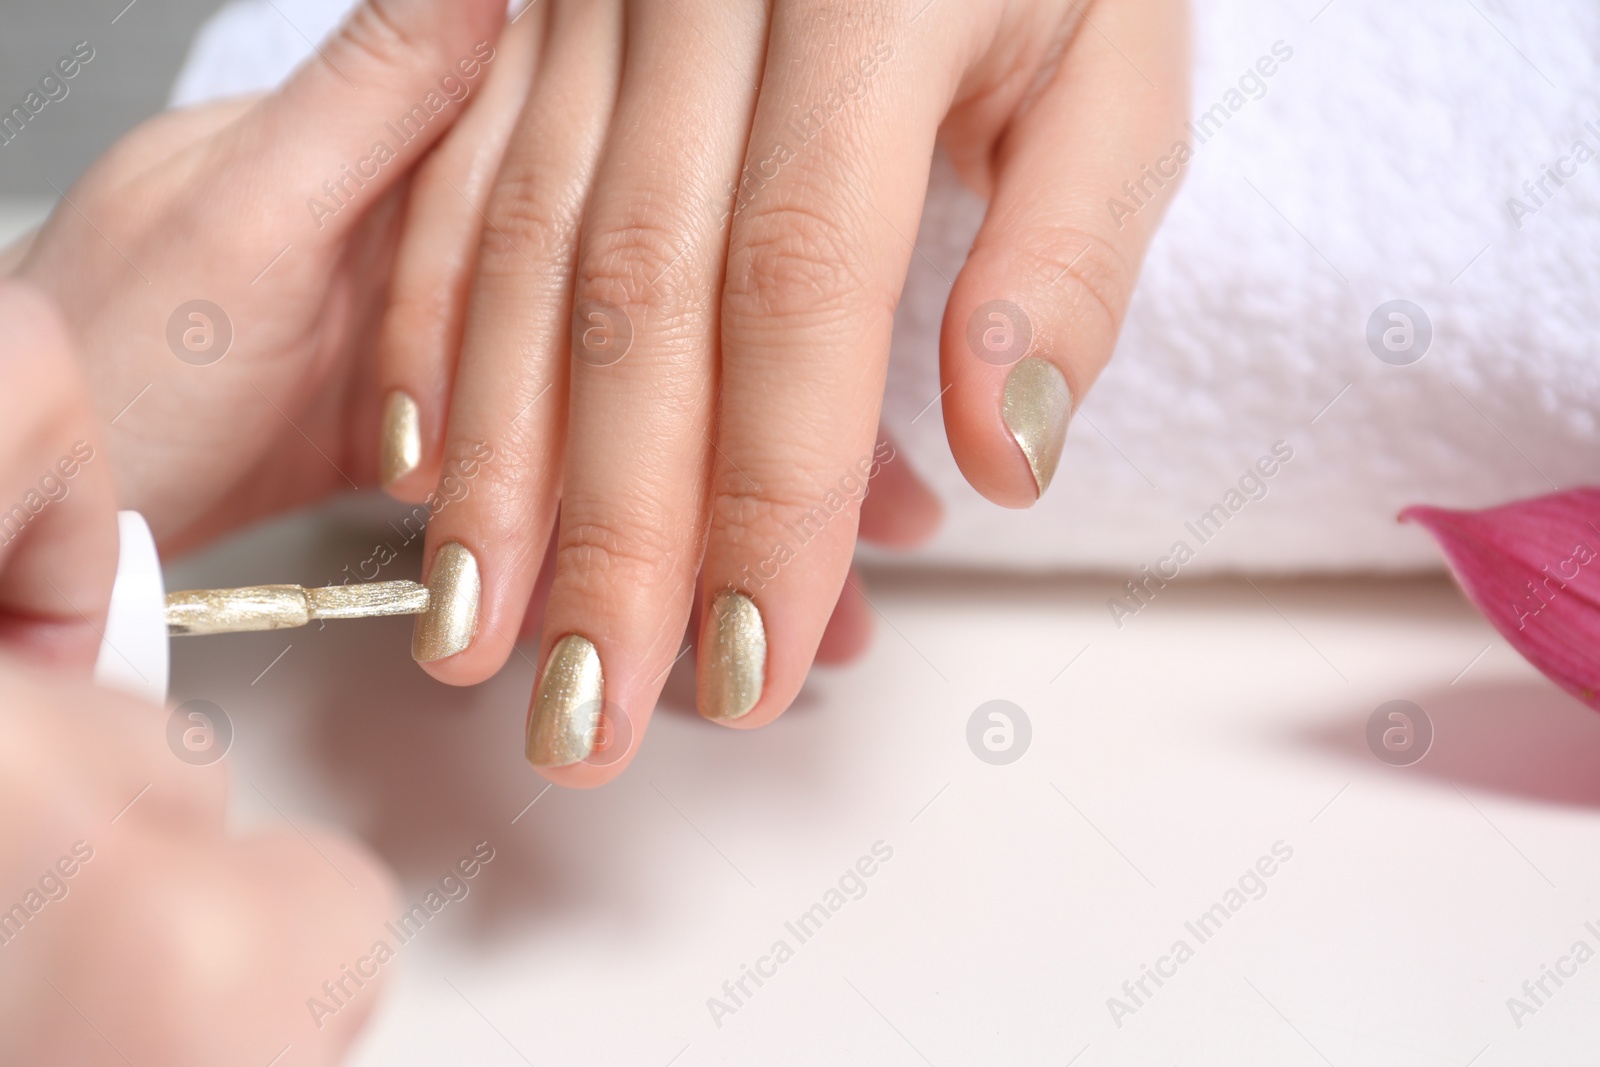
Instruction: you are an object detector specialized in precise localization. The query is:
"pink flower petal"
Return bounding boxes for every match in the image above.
[1401,489,1600,710]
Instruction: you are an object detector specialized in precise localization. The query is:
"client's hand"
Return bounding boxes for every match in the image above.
[0,283,396,1067]
[13,0,510,553]
[373,0,1187,782]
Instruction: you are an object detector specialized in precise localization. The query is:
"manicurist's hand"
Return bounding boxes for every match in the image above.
[14,0,511,552]
[0,658,398,1067]
[0,284,396,1067]
[0,282,118,668]
[375,0,1187,783]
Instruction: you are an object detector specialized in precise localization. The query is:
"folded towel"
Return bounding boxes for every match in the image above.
[174,0,1600,573]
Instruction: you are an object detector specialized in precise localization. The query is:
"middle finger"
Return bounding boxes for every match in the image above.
[525,0,770,780]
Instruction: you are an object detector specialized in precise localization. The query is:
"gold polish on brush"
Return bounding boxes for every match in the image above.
[165,580,430,637]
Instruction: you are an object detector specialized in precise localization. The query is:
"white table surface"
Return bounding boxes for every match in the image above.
[163,499,1600,1067]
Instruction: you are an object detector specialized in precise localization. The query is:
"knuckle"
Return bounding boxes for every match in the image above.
[555,508,683,595]
[780,1,904,35]
[380,285,451,354]
[331,1,415,72]
[435,454,542,546]
[1030,228,1135,340]
[577,218,707,332]
[710,465,860,558]
[724,203,891,325]
[478,170,579,274]
[404,442,547,565]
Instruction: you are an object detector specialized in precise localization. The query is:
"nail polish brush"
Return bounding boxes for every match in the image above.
[93,511,428,705]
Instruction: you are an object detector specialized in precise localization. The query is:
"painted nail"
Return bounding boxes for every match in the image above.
[379,389,422,488]
[411,541,479,662]
[1002,357,1072,499]
[527,634,604,768]
[700,591,766,722]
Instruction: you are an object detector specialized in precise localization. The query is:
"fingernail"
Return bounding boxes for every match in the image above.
[380,389,422,488]
[1002,357,1071,499]
[527,634,604,768]
[412,542,479,662]
[700,591,766,722]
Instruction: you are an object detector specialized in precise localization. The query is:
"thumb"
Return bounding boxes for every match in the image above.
[222,0,509,245]
[0,281,119,670]
[940,0,1188,509]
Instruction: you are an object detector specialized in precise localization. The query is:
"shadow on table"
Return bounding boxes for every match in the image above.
[295,622,850,946]
[170,501,848,946]
[176,505,1493,944]
[294,616,702,944]
[1298,677,1600,809]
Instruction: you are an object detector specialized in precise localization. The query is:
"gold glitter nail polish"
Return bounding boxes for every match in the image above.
[700,591,766,722]
[412,542,479,662]
[380,389,422,488]
[1002,357,1072,499]
[527,634,604,768]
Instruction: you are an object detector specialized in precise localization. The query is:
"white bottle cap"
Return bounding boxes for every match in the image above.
[93,510,169,705]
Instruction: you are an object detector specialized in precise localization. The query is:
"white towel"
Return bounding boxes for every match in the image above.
[173,0,1600,573]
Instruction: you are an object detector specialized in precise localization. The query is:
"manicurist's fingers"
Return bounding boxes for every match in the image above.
[941,0,1188,507]
[696,8,970,731]
[525,0,770,785]
[216,0,510,251]
[0,282,118,668]
[375,10,541,495]
[409,0,622,683]
[87,0,515,538]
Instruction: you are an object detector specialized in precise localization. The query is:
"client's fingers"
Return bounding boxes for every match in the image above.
[526,0,767,783]
[941,0,1188,507]
[814,569,874,665]
[410,0,622,682]
[0,282,118,668]
[782,439,939,669]
[820,436,940,665]
[857,435,943,550]
[697,8,963,730]
[376,11,541,495]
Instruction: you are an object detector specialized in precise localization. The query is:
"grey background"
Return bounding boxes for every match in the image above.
[0,0,223,196]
